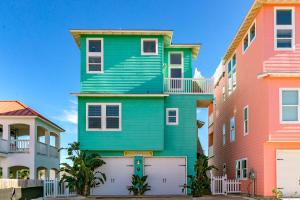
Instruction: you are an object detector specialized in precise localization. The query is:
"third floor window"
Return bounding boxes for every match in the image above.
[86,38,103,74]
[227,54,236,95]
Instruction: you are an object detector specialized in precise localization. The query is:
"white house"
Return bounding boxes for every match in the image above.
[0,100,64,180]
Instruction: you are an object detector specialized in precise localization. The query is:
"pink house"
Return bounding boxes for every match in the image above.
[209,0,300,197]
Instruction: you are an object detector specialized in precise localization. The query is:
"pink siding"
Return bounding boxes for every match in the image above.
[210,4,300,197]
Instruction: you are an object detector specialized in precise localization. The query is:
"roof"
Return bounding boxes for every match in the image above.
[223,0,300,64]
[70,29,200,58]
[0,101,65,132]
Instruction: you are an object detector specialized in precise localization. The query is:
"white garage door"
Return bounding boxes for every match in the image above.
[144,157,186,195]
[277,150,300,197]
[91,157,134,195]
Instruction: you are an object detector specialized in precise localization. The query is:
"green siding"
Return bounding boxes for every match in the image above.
[78,96,164,151]
[80,35,164,93]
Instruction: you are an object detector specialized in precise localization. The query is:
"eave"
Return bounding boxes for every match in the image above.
[168,44,201,59]
[71,93,169,97]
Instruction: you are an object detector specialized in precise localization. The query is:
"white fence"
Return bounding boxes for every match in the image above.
[164,78,214,94]
[211,174,241,195]
[44,179,76,198]
[0,179,42,189]
[9,139,30,152]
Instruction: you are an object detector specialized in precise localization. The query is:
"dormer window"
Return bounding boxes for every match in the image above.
[141,39,158,55]
[86,38,103,73]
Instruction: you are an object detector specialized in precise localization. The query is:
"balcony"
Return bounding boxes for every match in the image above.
[49,146,59,158]
[37,142,59,158]
[9,139,30,153]
[164,78,213,94]
[0,139,8,153]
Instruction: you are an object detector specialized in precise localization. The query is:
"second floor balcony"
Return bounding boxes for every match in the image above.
[164,78,213,94]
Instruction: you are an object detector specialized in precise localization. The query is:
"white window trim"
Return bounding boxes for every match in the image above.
[230,116,235,142]
[274,7,295,51]
[86,38,104,74]
[222,123,226,146]
[166,108,179,125]
[86,103,122,131]
[242,20,256,54]
[227,53,237,96]
[235,158,248,180]
[279,88,300,124]
[243,105,249,135]
[141,38,158,55]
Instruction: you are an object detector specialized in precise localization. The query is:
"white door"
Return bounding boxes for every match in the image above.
[277,150,300,197]
[91,157,134,195]
[144,157,186,195]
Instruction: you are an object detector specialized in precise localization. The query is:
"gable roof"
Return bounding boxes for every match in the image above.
[223,0,300,64]
[0,100,64,132]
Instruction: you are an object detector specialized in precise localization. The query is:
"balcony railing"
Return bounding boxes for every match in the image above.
[9,139,30,153]
[0,139,8,153]
[49,146,59,158]
[164,78,213,94]
[37,142,48,155]
[208,146,214,158]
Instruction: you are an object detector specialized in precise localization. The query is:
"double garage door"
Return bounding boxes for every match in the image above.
[277,150,300,197]
[91,157,186,196]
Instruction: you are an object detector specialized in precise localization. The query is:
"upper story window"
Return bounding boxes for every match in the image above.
[230,116,235,142]
[275,7,295,50]
[243,106,249,135]
[169,52,183,67]
[227,54,237,95]
[86,38,103,74]
[280,89,299,123]
[141,38,158,55]
[222,86,226,102]
[166,108,179,125]
[222,123,226,145]
[236,158,248,180]
[243,22,256,52]
[86,103,121,131]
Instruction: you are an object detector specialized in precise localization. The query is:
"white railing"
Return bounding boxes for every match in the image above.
[211,174,241,195]
[49,146,59,158]
[208,113,214,126]
[9,139,30,153]
[44,179,76,198]
[208,146,214,158]
[0,179,42,189]
[0,139,8,153]
[164,78,213,94]
[37,142,47,155]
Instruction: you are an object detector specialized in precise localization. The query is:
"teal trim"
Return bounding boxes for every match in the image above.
[134,156,144,177]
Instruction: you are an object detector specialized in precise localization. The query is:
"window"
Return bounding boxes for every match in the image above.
[280,89,300,123]
[169,52,184,89]
[275,7,295,50]
[222,86,226,102]
[222,123,226,145]
[236,159,248,180]
[243,22,256,52]
[141,39,158,55]
[243,106,249,135]
[230,117,235,142]
[86,38,103,73]
[170,52,183,66]
[227,54,236,94]
[86,103,121,131]
[166,108,179,125]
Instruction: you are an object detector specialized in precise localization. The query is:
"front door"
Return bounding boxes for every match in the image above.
[170,68,183,90]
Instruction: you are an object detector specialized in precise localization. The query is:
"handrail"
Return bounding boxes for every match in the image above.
[164,78,214,94]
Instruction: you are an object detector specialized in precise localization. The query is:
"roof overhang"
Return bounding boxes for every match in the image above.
[223,0,300,64]
[70,29,173,48]
[168,44,201,59]
[257,72,300,79]
[71,93,169,97]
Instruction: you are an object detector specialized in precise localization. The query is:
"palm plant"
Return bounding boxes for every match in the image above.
[59,142,106,196]
[128,175,150,195]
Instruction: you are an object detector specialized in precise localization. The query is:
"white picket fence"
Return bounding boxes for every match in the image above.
[44,179,76,198]
[211,175,241,195]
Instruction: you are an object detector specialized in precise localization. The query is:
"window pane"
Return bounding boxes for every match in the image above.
[276,10,292,25]
[106,118,119,129]
[282,90,298,105]
[89,64,101,72]
[89,56,101,64]
[88,105,101,116]
[277,29,292,38]
[228,61,232,73]
[243,169,247,178]
[232,54,236,66]
[168,110,177,117]
[88,117,101,129]
[143,41,156,53]
[168,116,177,123]
[282,106,298,121]
[243,35,249,51]
[250,24,256,41]
[242,160,247,168]
[170,68,182,78]
[277,39,292,48]
[244,108,248,120]
[170,53,182,65]
[89,40,101,52]
[106,105,119,116]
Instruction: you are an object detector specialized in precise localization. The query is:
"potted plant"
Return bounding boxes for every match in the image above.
[128,175,150,195]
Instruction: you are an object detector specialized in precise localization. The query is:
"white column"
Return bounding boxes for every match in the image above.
[45,131,50,157]
[2,167,8,178]
[29,166,36,180]
[2,123,9,140]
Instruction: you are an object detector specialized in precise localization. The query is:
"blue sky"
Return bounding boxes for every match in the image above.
[0,0,253,161]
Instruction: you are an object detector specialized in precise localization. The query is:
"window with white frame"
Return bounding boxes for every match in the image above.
[222,86,226,102]
[243,106,249,135]
[166,108,178,125]
[230,116,235,142]
[87,103,121,131]
[275,7,295,50]
[236,159,248,180]
[86,38,103,73]
[227,54,236,95]
[243,22,256,52]
[222,123,226,145]
[281,89,300,123]
[141,38,158,55]
[169,52,184,89]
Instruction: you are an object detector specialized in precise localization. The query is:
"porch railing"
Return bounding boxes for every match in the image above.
[49,146,59,158]
[164,78,213,94]
[9,139,30,153]
[0,179,42,189]
[0,139,8,153]
[37,142,48,155]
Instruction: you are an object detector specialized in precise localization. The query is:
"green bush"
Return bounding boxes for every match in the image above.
[128,175,150,195]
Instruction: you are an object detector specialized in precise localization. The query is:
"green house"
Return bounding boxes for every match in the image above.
[70,29,213,195]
